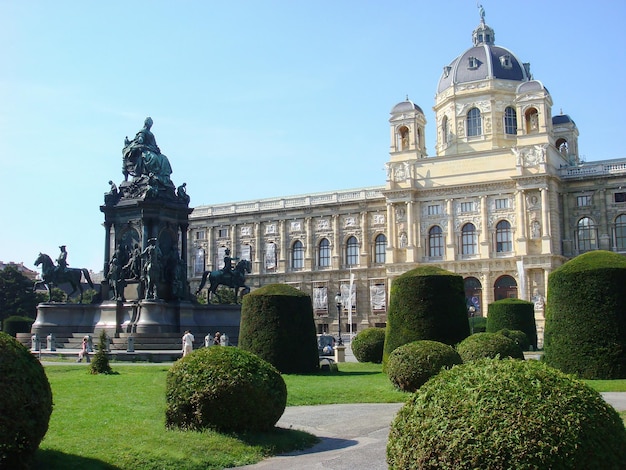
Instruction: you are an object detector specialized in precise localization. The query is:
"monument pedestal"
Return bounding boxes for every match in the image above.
[135,300,178,333]
[334,345,346,363]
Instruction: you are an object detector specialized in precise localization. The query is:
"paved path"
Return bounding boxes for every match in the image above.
[235,394,626,470]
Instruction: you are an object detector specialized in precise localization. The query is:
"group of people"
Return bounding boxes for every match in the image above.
[181,330,229,357]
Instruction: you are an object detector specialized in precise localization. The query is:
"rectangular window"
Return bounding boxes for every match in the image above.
[615,192,626,203]
[195,230,206,240]
[460,202,474,212]
[218,228,229,238]
[427,205,441,215]
[577,195,591,207]
[495,198,509,209]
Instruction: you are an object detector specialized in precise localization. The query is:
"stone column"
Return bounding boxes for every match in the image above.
[333,214,341,268]
[480,195,489,257]
[360,211,369,266]
[540,187,551,253]
[516,190,528,255]
[279,220,287,272]
[386,203,395,263]
[446,199,455,261]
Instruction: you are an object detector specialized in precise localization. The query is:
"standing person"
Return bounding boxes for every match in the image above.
[213,332,221,346]
[77,336,90,363]
[204,332,212,348]
[182,330,195,357]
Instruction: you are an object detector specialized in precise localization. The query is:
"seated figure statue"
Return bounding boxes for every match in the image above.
[123,117,174,189]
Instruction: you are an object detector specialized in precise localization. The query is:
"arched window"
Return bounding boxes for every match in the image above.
[504,106,517,135]
[461,223,477,255]
[496,220,512,252]
[318,238,330,267]
[577,217,597,252]
[616,215,626,251]
[292,240,304,269]
[428,225,444,257]
[346,236,359,266]
[525,107,539,134]
[556,138,569,156]
[464,277,482,316]
[442,116,450,144]
[494,275,518,301]
[467,108,482,137]
[374,234,386,263]
[398,126,409,150]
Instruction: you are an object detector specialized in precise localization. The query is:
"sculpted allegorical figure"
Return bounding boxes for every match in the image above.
[122,117,174,188]
[141,238,163,300]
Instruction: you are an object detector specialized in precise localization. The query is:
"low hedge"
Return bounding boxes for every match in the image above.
[2,316,34,337]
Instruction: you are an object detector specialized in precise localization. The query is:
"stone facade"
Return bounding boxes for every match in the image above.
[187,16,626,346]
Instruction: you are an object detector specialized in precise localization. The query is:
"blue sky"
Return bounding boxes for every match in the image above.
[1,0,625,273]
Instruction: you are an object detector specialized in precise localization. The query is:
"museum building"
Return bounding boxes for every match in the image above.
[187,15,626,346]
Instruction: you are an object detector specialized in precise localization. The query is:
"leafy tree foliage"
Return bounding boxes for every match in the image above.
[35,287,66,304]
[209,286,237,304]
[0,267,37,327]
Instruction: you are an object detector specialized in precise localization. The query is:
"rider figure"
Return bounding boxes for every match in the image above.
[222,248,238,282]
[57,245,68,275]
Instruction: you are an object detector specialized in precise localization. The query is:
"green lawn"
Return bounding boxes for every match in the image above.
[34,361,625,470]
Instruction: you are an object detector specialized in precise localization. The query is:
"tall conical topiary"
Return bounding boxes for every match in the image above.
[239,283,319,373]
[486,298,537,350]
[543,250,626,379]
[383,266,470,367]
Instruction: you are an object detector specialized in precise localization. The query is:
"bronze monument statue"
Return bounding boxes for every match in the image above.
[122,117,174,188]
[34,251,94,303]
[196,258,251,303]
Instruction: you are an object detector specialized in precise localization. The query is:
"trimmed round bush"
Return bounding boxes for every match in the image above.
[386,340,462,392]
[497,328,530,351]
[383,266,470,366]
[387,358,626,469]
[487,298,537,349]
[0,332,53,469]
[543,250,626,379]
[165,346,286,433]
[239,283,319,373]
[456,332,524,362]
[351,327,385,363]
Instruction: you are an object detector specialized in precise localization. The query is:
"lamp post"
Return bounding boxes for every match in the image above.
[335,292,344,346]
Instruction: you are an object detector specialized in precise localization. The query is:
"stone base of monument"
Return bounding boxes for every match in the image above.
[25,301,242,361]
[132,300,178,334]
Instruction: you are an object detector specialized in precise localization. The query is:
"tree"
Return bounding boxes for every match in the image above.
[0,267,37,327]
[35,287,66,304]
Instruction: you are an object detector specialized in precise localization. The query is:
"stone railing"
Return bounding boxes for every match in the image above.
[190,186,385,218]
[559,159,626,179]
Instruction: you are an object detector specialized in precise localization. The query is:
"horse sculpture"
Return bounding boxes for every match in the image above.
[195,259,251,303]
[34,253,95,303]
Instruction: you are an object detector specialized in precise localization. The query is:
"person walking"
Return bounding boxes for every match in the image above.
[182,330,195,357]
[77,336,90,363]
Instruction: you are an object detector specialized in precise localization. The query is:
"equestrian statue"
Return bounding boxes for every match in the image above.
[196,250,251,303]
[34,248,94,303]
